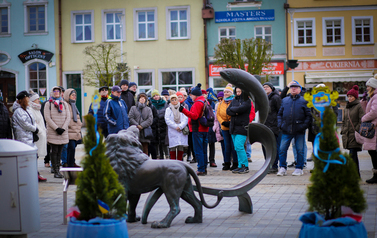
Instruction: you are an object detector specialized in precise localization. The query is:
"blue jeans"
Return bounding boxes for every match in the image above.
[231,134,248,167]
[192,132,208,172]
[246,139,252,158]
[67,140,78,167]
[61,143,68,164]
[221,129,238,164]
[279,133,305,169]
[293,130,307,163]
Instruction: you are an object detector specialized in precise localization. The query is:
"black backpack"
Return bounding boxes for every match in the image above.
[197,100,214,128]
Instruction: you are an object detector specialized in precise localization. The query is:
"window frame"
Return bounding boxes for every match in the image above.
[133,7,158,41]
[23,1,48,36]
[0,50,11,66]
[0,1,11,37]
[101,9,126,42]
[352,16,374,45]
[24,59,49,100]
[71,10,95,43]
[322,17,344,46]
[294,18,316,47]
[134,69,155,94]
[218,27,236,42]
[254,25,272,50]
[158,68,195,92]
[166,6,190,40]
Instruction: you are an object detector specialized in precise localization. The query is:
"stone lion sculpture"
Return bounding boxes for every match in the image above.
[105,126,223,228]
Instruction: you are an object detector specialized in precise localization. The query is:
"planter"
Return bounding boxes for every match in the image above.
[299,212,367,238]
[67,217,128,238]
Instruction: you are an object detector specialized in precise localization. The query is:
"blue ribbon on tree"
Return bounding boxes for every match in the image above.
[313,132,346,173]
[89,93,101,156]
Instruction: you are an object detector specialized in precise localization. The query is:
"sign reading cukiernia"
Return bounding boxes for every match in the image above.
[215,10,274,23]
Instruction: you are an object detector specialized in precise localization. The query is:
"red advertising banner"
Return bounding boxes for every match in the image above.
[209,62,285,77]
[294,59,377,71]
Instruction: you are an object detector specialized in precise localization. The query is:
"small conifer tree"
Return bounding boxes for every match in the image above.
[75,115,127,220]
[307,107,366,220]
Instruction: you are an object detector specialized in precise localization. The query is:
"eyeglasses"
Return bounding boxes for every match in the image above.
[218,98,223,101]
[100,89,108,92]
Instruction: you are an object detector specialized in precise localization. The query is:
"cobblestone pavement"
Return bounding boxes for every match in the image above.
[25,131,377,238]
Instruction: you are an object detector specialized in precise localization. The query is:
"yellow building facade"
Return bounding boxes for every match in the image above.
[54,0,205,114]
[286,0,377,104]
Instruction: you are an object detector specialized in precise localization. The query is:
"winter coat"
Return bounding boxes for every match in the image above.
[148,99,159,144]
[164,106,188,148]
[217,99,232,131]
[120,90,135,113]
[264,90,281,136]
[0,101,12,139]
[308,106,339,143]
[44,99,70,145]
[341,99,364,150]
[152,100,168,145]
[278,94,311,135]
[104,94,129,135]
[226,92,251,136]
[12,102,37,149]
[88,96,108,129]
[181,95,209,133]
[360,90,377,150]
[129,102,153,143]
[64,89,82,141]
[213,102,223,142]
[29,102,47,158]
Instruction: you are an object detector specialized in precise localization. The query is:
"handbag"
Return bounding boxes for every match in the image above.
[359,121,376,139]
[25,110,39,143]
[182,125,189,135]
[348,110,363,145]
[137,107,153,140]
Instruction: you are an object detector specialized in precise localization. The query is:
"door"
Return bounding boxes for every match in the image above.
[0,71,16,116]
[66,74,82,119]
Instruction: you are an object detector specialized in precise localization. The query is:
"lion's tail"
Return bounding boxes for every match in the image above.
[183,163,223,209]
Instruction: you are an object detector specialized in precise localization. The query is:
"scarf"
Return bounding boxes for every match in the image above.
[151,98,166,110]
[224,95,235,102]
[69,99,79,122]
[170,102,181,124]
[30,101,41,111]
[49,96,63,113]
[186,96,194,105]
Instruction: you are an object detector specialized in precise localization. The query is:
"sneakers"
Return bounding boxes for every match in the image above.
[232,167,242,173]
[232,165,249,174]
[277,167,287,176]
[292,168,304,176]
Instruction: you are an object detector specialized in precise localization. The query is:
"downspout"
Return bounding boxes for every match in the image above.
[58,0,62,86]
[284,4,289,87]
[203,0,209,88]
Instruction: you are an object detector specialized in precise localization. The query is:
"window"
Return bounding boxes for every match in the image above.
[159,68,194,92]
[102,9,125,42]
[255,26,272,49]
[0,7,9,35]
[219,27,236,41]
[294,18,316,46]
[166,6,190,40]
[322,17,344,45]
[135,70,155,94]
[29,63,47,99]
[24,1,48,35]
[71,10,94,43]
[133,7,157,41]
[352,16,374,45]
[0,50,10,65]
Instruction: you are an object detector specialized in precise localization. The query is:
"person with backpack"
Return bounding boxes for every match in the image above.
[226,87,251,174]
[179,83,211,176]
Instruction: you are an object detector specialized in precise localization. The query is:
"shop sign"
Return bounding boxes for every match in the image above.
[295,59,377,71]
[18,49,54,63]
[215,10,274,23]
[209,62,284,77]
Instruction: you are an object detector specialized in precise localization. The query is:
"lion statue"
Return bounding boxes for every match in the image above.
[105,126,223,228]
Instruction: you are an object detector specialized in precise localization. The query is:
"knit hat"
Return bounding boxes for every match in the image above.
[347,85,359,99]
[111,86,122,92]
[263,82,275,91]
[129,82,137,88]
[201,90,207,95]
[170,94,178,101]
[289,80,302,90]
[137,93,148,101]
[224,83,233,94]
[190,83,202,96]
[151,89,160,97]
[179,87,187,96]
[29,90,39,102]
[119,79,129,86]
[16,90,29,100]
[217,91,224,98]
[366,74,377,89]
[176,91,183,97]
[161,89,169,96]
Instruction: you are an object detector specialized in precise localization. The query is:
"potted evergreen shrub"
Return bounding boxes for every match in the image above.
[299,107,367,238]
[66,115,128,238]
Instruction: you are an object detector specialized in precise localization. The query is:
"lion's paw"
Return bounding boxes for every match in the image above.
[151,221,169,228]
[185,216,202,223]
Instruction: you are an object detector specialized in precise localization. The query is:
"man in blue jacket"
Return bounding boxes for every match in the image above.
[277,81,311,176]
[104,86,129,135]
[89,86,109,137]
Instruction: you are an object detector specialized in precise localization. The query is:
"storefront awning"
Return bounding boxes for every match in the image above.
[305,71,373,83]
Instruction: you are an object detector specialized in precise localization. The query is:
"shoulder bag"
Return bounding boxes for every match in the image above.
[137,107,153,140]
[348,110,363,145]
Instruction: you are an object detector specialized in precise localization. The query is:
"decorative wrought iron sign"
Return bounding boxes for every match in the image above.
[18,49,54,63]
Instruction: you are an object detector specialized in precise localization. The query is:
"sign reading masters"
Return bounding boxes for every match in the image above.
[215,10,274,23]
[18,49,54,63]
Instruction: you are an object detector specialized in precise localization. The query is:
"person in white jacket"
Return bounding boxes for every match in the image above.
[164,94,188,161]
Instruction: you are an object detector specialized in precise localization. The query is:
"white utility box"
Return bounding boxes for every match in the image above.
[0,139,40,235]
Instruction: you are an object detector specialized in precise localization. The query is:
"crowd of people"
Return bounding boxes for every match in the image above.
[1,74,377,182]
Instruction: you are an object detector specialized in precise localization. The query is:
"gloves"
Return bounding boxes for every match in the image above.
[34,128,39,134]
[179,105,184,112]
[362,91,368,101]
[56,128,65,135]
[222,121,230,127]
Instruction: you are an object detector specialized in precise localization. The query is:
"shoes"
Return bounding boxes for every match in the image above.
[248,158,252,162]
[292,168,304,176]
[232,167,242,173]
[222,162,231,170]
[74,163,81,168]
[230,163,238,171]
[268,168,278,174]
[187,155,191,162]
[38,173,47,182]
[288,162,296,168]
[196,171,206,176]
[234,165,249,174]
[210,162,217,167]
[45,163,50,167]
[190,159,197,164]
[277,167,287,176]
